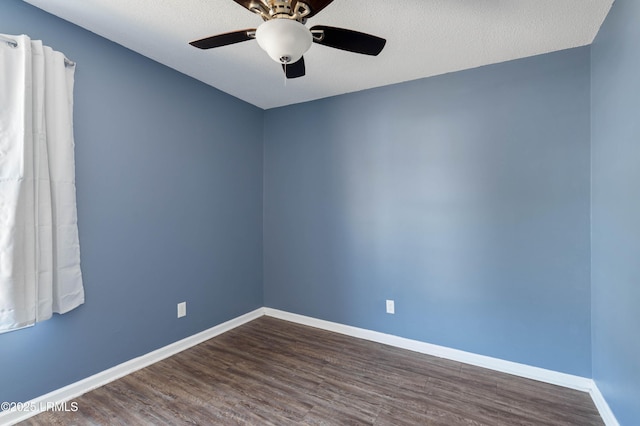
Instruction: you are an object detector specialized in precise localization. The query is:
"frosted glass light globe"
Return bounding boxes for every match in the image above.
[255,19,312,64]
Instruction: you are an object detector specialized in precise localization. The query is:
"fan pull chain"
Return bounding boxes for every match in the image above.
[284,62,287,87]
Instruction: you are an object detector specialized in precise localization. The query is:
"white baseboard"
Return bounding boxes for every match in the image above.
[1,306,619,426]
[0,308,264,426]
[263,308,619,426]
[589,382,620,426]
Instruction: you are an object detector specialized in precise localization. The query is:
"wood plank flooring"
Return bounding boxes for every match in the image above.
[21,316,604,425]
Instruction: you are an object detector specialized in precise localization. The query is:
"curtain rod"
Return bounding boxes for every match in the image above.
[1,34,75,68]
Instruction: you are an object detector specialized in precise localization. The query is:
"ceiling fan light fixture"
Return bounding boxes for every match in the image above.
[255,19,312,64]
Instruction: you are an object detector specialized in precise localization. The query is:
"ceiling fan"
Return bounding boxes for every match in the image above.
[189,0,386,79]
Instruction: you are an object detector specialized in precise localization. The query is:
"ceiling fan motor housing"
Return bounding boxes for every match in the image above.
[249,0,311,22]
[255,18,312,64]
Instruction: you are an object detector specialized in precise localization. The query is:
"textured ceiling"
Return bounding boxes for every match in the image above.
[23,0,613,109]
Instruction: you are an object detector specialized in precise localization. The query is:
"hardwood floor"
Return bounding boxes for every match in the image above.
[22,317,604,425]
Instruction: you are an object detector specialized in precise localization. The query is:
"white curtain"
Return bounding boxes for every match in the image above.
[0,34,84,333]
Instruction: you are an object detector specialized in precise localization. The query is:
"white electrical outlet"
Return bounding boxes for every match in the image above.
[386,299,395,314]
[177,302,187,318]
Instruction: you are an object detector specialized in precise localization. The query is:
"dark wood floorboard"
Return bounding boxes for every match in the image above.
[21,316,604,425]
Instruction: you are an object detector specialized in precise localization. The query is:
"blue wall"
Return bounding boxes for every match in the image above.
[0,0,263,404]
[264,48,592,376]
[591,0,640,424]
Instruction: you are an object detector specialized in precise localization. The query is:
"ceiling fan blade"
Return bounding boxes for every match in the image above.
[231,0,261,12]
[190,29,255,49]
[310,26,386,56]
[282,57,306,79]
[293,0,335,18]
